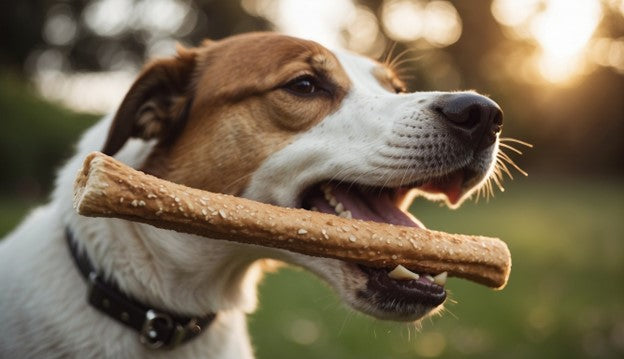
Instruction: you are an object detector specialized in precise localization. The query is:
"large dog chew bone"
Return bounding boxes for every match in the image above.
[73,152,511,289]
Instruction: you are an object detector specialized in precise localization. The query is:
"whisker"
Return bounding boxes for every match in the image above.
[388,48,419,69]
[495,158,514,180]
[486,179,495,200]
[474,186,482,203]
[390,56,425,71]
[498,151,529,176]
[491,170,505,192]
[499,142,524,155]
[499,137,533,148]
[394,74,416,80]
[382,41,399,65]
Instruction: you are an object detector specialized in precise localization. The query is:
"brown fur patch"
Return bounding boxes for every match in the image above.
[140,33,352,196]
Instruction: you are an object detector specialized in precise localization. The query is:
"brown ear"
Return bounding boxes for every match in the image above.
[102,47,198,156]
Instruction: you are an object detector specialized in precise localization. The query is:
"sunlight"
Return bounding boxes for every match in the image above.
[34,69,134,113]
[381,0,461,46]
[422,1,462,47]
[491,0,541,27]
[382,0,424,42]
[242,0,357,48]
[531,0,602,83]
[492,0,604,84]
[531,0,601,58]
[590,37,624,73]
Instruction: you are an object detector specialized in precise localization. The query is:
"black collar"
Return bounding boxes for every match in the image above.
[66,228,216,350]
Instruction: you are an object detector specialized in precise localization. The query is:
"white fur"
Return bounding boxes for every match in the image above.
[0,48,498,358]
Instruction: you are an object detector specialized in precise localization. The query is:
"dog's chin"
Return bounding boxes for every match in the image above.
[263,159,494,323]
[282,254,443,322]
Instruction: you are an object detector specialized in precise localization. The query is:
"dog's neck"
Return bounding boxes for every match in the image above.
[66,218,263,314]
[54,118,264,355]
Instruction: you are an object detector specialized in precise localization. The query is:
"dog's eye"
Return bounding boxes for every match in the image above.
[284,76,320,96]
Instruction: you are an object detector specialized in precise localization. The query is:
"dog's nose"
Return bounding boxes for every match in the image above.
[434,93,503,151]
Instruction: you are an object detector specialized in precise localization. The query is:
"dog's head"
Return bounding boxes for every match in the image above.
[102,32,502,322]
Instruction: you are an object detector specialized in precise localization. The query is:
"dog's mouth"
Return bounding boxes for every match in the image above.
[299,168,481,317]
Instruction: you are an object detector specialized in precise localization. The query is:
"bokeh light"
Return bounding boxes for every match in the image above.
[344,6,382,55]
[242,0,358,49]
[381,0,461,47]
[43,5,78,46]
[492,0,607,84]
[83,0,133,37]
[382,0,424,42]
[413,331,447,357]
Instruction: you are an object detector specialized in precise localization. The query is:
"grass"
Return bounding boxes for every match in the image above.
[2,178,623,358]
[248,177,624,359]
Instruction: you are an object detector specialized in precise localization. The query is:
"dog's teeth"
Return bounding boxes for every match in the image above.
[388,265,420,280]
[310,206,318,211]
[339,210,352,219]
[329,197,338,207]
[433,272,448,286]
[335,202,344,214]
[424,274,434,282]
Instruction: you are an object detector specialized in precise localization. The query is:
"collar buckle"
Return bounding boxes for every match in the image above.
[140,309,176,349]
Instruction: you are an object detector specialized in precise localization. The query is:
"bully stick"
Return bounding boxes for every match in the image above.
[73,152,511,289]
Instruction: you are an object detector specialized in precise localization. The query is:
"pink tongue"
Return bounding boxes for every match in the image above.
[304,184,422,228]
[420,171,464,205]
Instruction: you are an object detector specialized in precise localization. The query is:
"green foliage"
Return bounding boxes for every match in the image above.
[0,72,98,197]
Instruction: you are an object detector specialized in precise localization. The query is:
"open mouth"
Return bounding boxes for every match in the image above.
[300,168,480,311]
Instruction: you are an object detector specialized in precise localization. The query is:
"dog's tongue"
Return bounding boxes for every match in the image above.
[304,184,423,228]
[419,171,464,205]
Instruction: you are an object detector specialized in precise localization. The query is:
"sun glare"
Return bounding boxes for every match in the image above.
[382,0,461,47]
[492,0,604,84]
[242,0,357,49]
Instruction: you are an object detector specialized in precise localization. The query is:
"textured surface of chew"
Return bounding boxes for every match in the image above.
[73,152,511,289]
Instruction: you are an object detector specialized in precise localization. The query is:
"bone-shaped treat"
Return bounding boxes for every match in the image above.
[73,152,511,289]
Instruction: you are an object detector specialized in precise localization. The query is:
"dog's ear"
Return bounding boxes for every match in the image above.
[102,46,198,156]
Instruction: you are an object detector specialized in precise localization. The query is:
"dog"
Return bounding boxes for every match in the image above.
[0,32,503,358]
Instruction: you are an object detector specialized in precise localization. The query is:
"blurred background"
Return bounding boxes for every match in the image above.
[1,0,623,357]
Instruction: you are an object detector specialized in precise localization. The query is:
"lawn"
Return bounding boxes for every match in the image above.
[248,177,624,359]
[2,177,623,358]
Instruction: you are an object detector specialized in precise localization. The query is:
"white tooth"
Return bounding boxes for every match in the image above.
[335,202,344,214]
[433,272,447,286]
[424,275,434,282]
[340,210,352,219]
[329,197,338,207]
[387,265,420,280]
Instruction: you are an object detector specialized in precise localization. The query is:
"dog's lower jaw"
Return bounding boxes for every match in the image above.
[270,248,442,323]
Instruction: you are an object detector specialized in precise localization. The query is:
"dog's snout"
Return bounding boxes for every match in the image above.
[433,93,503,151]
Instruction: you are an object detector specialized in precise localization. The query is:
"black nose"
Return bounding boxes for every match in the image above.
[434,93,503,151]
